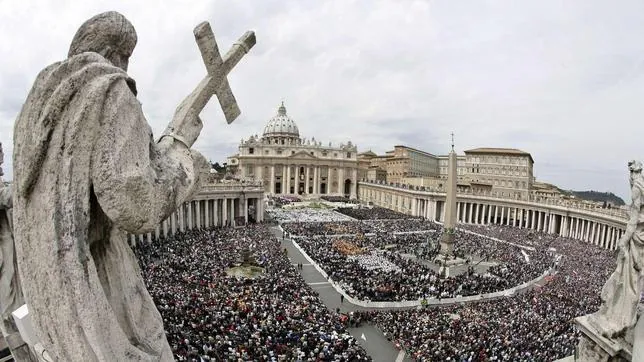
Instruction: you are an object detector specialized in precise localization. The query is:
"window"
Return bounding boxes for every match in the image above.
[248,148,254,154]
[334,153,338,157]
[310,151,314,156]
[281,139,285,145]
[291,151,295,155]
[265,150,269,154]
[346,152,351,158]
[277,150,282,155]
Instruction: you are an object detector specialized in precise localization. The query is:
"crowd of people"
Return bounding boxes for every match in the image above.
[267,207,354,223]
[293,228,552,301]
[354,233,615,361]
[130,201,623,362]
[336,206,417,220]
[135,225,371,361]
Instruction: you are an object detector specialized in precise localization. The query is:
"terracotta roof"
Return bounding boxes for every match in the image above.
[464,148,533,163]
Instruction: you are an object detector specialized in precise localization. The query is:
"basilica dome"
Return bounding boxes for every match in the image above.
[262,102,300,139]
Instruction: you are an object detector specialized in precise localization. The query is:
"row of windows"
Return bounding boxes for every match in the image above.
[466,156,529,166]
[248,147,352,159]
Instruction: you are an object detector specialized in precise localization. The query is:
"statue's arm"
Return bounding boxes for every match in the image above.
[624,185,642,239]
[91,80,208,234]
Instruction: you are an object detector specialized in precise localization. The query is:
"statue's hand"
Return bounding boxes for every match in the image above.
[161,112,204,149]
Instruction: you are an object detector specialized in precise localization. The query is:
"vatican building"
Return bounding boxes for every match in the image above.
[228,102,359,198]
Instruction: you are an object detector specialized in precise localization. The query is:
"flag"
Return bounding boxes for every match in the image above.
[361,333,366,341]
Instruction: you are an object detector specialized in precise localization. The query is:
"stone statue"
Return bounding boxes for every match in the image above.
[0,143,35,361]
[590,160,644,338]
[12,11,253,361]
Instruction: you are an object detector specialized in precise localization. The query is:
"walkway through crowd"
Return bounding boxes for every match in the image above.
[273,227,414,362]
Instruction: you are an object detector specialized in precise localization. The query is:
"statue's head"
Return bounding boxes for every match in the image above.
[68,11,137,71]
[628,160,642,186]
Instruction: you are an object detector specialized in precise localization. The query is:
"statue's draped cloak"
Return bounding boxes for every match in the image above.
[13,52,203,361]
[0,186,20,324]
[594,178,644,336]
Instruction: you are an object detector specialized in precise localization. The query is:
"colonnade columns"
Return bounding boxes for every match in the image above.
[244,197,248,225]
[474,204,480,224]
[456,202,461,222]
[195,200,201,229]
[222,197,228,226]
[204,200,210,228]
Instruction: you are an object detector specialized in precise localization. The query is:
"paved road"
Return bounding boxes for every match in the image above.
[273,227,413,362]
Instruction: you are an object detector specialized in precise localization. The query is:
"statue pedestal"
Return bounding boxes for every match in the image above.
[574,314,633,362]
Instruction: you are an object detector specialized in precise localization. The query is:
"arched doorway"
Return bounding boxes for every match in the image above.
[320,183,327,194]
[344,179,351,197]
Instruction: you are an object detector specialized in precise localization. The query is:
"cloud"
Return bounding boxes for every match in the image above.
[1,0,643,201]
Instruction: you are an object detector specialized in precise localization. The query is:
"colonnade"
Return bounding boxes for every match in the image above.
[359,184,626,250]
[129,195,264,244]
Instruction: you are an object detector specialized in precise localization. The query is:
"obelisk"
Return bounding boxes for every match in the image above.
[439,134,457,257]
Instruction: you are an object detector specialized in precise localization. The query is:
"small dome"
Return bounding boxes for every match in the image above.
[262,102,300,138]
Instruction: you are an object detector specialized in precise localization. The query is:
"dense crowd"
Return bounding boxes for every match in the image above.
[267,208,353,223]
[135,225,371,361]
[131,202,623,362]
[336,206,418,220]
[294,228,552,301]
[355,233,615,361]
[320,196,358,203]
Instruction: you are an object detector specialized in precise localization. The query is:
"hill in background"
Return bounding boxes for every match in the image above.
[562,190,625,206]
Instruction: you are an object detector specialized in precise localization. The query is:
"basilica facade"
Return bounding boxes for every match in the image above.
[228,102,359,198]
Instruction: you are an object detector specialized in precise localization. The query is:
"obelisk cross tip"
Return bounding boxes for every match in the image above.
[193,21,256,124]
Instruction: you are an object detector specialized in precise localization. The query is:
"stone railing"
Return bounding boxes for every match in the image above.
[360,179,628,220]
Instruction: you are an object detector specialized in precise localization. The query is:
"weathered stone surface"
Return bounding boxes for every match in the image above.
[9,11,245,361]
[1,142,36,362]
[589,160,644,340]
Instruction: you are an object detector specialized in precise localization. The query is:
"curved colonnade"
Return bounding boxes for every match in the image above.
[358,181,628,250]
[128,181,265,244]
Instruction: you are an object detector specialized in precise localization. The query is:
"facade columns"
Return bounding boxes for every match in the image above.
[305,166,311,194]
[286,165,291,194]
[313,167,319,194]
[270,166,276,194]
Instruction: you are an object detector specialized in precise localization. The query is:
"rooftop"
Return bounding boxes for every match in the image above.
[464,147,534,163]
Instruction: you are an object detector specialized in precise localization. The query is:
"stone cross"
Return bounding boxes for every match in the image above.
[175,22,256,125]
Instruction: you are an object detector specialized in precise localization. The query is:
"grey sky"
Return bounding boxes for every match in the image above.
[1,0,642,200]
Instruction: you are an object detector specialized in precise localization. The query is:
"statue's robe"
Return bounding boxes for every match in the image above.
[12,52,205,361]
[0,185,19,324]
[594,177,644,337]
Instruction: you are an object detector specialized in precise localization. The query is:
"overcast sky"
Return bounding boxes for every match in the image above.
[1,0,643,201]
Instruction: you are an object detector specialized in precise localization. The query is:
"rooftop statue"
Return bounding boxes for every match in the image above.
[12,11,254,361]
[590,160,644,339]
